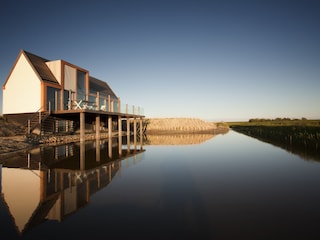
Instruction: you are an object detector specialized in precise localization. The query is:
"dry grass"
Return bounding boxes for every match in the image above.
[0,117,32,155]
[0,117,25,137]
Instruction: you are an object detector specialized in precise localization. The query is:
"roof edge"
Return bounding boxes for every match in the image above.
[2,49,25,89]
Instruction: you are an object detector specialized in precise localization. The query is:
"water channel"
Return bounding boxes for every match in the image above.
[1,131,320,239]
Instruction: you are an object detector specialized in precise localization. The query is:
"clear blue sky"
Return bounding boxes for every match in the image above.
[1,0,319,121]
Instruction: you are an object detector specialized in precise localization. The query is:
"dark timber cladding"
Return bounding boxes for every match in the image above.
[51,109,144,143]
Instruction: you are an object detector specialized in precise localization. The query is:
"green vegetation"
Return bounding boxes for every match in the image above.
[229,118,320,127]
[228,118,320,161]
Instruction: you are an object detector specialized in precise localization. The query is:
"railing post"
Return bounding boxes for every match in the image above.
[68,90,72,110]
[118,97,121,113]
[96,92,100,110]
[108,95,111,112]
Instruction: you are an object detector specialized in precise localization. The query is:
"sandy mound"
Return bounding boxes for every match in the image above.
[146,118,217,133]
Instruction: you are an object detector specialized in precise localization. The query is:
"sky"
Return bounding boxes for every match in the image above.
[0,0,319,121]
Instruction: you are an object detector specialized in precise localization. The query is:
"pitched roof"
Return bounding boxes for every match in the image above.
[23,50,59,85]
[89,76,118,99]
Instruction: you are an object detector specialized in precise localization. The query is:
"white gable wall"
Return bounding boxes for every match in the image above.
[3,54,41,114]
[2,167,41,233]
[46,60,62,84]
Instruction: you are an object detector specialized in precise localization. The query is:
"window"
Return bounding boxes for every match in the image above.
[77,70,86,100]
[47,86,60,111]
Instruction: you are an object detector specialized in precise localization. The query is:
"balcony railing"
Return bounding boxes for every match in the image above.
[59,95,144,116]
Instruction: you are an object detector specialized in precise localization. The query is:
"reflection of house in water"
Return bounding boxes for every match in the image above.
[0,137,145,237]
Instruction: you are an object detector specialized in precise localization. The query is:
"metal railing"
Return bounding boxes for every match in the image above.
[64,95,144,116]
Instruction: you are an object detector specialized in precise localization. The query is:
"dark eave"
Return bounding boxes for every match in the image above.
[89,76,118,99]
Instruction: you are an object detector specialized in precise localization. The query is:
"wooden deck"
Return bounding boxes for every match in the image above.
[49,108,145,143]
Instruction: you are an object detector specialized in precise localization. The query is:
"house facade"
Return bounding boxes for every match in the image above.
[2,50,119,115]
[2,50,144,138]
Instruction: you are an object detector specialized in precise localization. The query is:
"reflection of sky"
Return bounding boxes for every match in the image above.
[0,1,319,120]
[66,131,320,238]
[1,131,320,238]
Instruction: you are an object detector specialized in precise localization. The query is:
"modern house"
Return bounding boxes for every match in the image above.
[2,50,144,139]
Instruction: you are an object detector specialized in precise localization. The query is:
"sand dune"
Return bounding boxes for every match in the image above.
[146,117,217,133]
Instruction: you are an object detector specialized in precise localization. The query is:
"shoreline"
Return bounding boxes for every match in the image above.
[0,117,229,156]
[0,126,229,156]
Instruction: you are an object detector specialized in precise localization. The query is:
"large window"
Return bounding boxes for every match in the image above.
[77,70,86,100]
[47,86,60,111]
[64,90,69,110]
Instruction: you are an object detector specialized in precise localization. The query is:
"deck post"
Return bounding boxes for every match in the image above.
[118,116,122,138]
[96,138,100,162]
[140,117,143,149]
[80,112,85,143]
[133,118,137,150]
[108,137,112,159]
[80,141,85,170]
[133,117,137,136]
[118,116,122,155]
[127,118,130,152]
[127,118,130,135]
[96,114,100,140]
[108,116,112,139]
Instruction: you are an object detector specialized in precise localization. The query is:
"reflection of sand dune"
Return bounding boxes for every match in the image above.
[146,134,216,145]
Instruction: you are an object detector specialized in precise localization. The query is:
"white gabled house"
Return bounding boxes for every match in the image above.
[2,50,118,115]
[2,50,144,137]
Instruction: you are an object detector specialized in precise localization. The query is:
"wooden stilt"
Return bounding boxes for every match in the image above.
[80,112,85,143]
[96,114,100,140]
[80,141,85,170]
[108,116,112,139]
[118,115,122,155]
[133,118,137,150]
[127,118,130,152]
[140,117,143,150]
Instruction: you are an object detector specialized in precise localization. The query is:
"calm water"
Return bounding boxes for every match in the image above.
[1,131,320,239]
